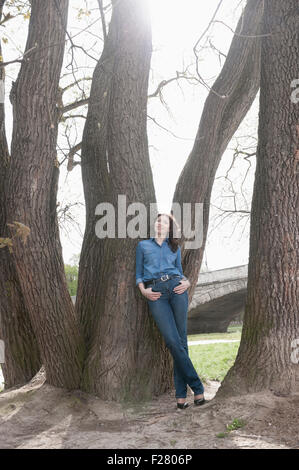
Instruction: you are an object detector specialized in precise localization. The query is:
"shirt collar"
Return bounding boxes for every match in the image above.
[151,237,169,244]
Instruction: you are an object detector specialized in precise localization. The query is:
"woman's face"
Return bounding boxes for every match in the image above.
[154,215,170,237]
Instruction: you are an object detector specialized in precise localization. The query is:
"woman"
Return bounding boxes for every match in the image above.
[136,213,205,409]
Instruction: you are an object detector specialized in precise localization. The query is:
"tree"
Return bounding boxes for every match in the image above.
[4,0,85,389]
[76,0,173,401]
[173,0,263,302]
[216,0,299,397]
[0,0,41,388]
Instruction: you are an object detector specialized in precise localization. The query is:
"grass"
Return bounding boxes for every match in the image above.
[226,418,246,431]
[187,324,242,383]
[188,341,240,383]
[216,418,246,438]
[188,325,242,342]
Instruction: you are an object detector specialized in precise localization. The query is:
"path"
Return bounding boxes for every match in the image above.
[188,339,240,345]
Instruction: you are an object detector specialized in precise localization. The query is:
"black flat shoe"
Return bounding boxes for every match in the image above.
[177,402,189,409]
[194,397,206,406]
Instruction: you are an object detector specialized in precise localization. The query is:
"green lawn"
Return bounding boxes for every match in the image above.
[188,341,240,383]
[188,324,242,342]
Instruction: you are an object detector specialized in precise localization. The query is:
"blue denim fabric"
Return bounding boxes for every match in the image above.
[135,237,187,286]
[146,277,204,399]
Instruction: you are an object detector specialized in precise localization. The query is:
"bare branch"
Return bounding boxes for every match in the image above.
[0,43,37,68]
[60,76,92,94]
[61,98,89,115]
[148,69,200,100]
[147,114,205,142]
[193,0,226,98]
[67,142,82,172]
[61,114,86,121]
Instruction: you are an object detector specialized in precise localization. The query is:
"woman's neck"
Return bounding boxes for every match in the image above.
[155,235,168,245]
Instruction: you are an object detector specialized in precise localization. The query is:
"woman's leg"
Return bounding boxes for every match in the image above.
[173,350,188,399]
[147,293,204,398]
[172,328,189,399]
[170,286,204,398]
[165,286,189,398]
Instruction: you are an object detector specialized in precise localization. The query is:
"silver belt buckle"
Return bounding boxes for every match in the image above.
[161,274,169,282]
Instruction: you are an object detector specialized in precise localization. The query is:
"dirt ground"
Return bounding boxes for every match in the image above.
[0,368,298,449]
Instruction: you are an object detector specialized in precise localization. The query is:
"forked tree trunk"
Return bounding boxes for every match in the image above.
[173,0,263,301]
[77,0,173,401]
[0,0,41,388]
[5,0,85,389]
[216,0,299,397]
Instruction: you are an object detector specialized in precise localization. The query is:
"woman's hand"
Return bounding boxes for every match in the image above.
[142,287,162,301]
[173,279,190,294]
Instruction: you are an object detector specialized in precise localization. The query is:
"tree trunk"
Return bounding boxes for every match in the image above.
[173,0,263,301]
[77,0,173,401]
[0,0,41,388]
[5,0,85,389]
[216,0,299,397]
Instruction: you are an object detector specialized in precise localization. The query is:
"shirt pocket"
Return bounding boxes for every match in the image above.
[166,250,177,265]
[143,248,155,262]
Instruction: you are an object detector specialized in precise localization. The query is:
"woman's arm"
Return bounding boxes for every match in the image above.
[135,242,161,300]
[173,246,190,294]
[136,243,144,286]
[137,281,146,295]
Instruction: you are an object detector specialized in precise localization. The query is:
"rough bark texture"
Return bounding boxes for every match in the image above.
[217,0,299,397]
[77,0,173,401]
[5,0,85,389]
[0,0,41,388]
[173,0,263,302]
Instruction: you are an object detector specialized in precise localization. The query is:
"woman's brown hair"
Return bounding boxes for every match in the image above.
[155,212,181,252]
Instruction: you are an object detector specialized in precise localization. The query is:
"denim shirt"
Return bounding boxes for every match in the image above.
[135,237,187,286]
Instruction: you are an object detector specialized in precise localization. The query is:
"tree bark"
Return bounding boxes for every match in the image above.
[5,0,85,389]
[173,0,263,301]
[0,0,41,388]
[216,0,299,397]
[77,0,173,401]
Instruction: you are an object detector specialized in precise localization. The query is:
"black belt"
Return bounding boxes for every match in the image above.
[144,274,181,288]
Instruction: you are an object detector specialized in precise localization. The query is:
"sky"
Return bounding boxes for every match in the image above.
[2,0,258,272]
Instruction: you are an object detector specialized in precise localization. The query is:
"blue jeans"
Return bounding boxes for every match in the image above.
[146,277,204,399]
